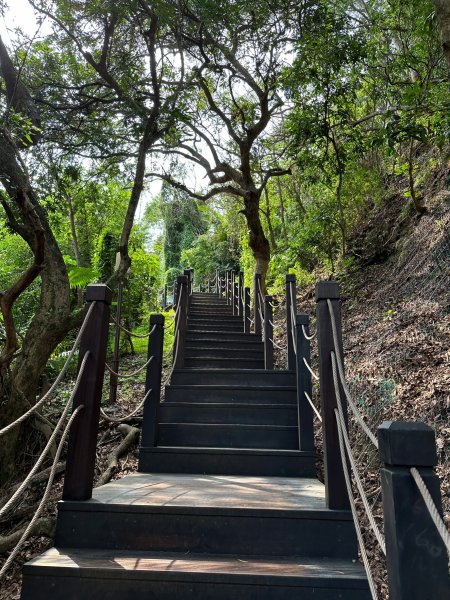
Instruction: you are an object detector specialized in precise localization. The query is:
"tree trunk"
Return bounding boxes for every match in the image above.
[431,0,450,68]
[244,191,270,294]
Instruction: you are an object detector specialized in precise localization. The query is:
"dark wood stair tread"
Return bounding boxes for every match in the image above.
[25,547,369,587]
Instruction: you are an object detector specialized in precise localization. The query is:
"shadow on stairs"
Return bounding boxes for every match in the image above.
[21,291,370,599]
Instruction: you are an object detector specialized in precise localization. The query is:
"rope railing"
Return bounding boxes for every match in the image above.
[111,319,157,339]
[0,352,91,520]
[288,287,297,355]
[302,324,316,340]
[303,357,319,381]
[163,330,180,386]
[327,299,379,449]
[100,387,152,423]
[410,467,450,558]
[304,391,322,422]
[0,302,96,438]
[334,406,380,600]
[105,355,155,379]
[0,402,85,580]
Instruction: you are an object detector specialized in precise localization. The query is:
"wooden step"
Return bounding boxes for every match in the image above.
[187,324,244,333]
[186,331,262,344]
[53,473,358,559]
[186,337,263,350]
[185,346,264,360]
[164,384,297,404]
[159,402,297,425]
[157,422,299,449]
[184,357,264,369]
[22,548,371,600]
[171,369,296,386]
[138,446,314,477]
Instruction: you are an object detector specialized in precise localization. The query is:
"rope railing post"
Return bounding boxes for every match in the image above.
[254,273,262,335]
[264,295,274,369]
[226,269,231,305]
[231,270,235,315]
[163,284,168,310]
[140,314,165,448]
[238,271,244,317]
[315,280,349,510]
[62,284,112,501]
[286,274,296,370]
[174,275,188,369]
[295,314,314,451]
[378,421,450,600]
[233,277,239,317]
[109,279,124,405]
[244,287,251,334]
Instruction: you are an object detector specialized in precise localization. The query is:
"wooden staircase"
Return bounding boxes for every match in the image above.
[21,291,371,599]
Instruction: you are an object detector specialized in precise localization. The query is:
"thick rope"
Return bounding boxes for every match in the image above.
[163,330,180,386]
[269,337,286,351]
[111,319,157,339]
[303,357,319,381]
[330,350,379,448]
[410,467,450,557]
[100,387,152,423]
[327,299,379,449]
[335,408,379,600]
[0,352,90,519]
[304,391,322,422]
[0,404,84,580]
[105,355,155,379]
[302,324,316,340]
[0,302,95,437]
[333,361,386,554]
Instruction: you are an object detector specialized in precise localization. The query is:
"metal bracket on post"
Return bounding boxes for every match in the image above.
[315,280,349,510]
[295,314,314,451]
[378,421,450,600]
[244,287,250,334]
[63,284,112,501]
[264,295,274,369]
[140,314,165,448]
[254,273,262,336]
[286,274,296,370]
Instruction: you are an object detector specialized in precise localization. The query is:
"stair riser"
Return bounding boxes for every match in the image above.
[186,334,261,344]
[21,573,371,600]
[171,371,296,386]
[188,325,244,332]
[157,424,298,449]
[138,448,315,477]
[164,387,297,404]
[188,318,244,324]
[186,339,263,351]
[55,507,358,559]
[185,349,264,360]
[184,358,264,369]
[159,405,297,425]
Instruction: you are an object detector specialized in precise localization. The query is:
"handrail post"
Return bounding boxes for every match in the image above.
[254,273,262,335]
[174,275,188,369]
[140,314,165,447]
[233,278,239,316]
[244,287,250,334]
[226,269,231,305]
[264,295,274,370]
[163,284,167,310]
[238,271,244,316]
[215,269,219,294]
[315,280,349,510]
[295,314,314,451]
[109,280,123,404]
[286,274,296,370]
[63,284,112,501]
[378,421,450,600]
[231,271,236,315]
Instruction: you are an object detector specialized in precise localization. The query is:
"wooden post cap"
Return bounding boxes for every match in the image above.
[177,275,188,284]
[150,313,165,325]
[86,284,112,304]
[378,421,437,467]
[315,280,340,301]
[286,274,296,282]
[296,313,309,326]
